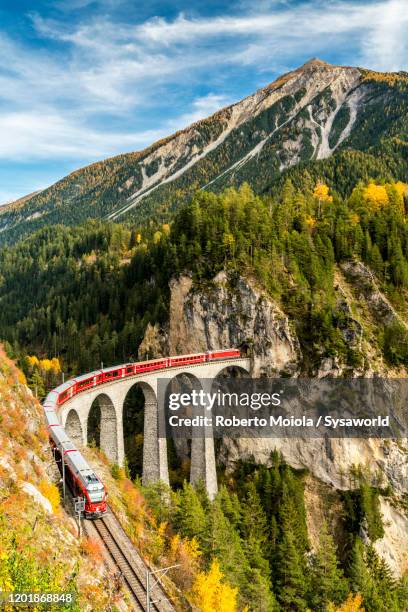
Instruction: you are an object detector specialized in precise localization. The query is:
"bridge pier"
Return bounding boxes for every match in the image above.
[190,435,218,500]
[189,379,218,500]
[141,386,170,487]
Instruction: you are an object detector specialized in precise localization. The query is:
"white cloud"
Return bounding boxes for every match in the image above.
[359,0,408,71]
[0,111,167,160]
[0,94,231,161]
[132,0,408,73]
[171,94,233,128]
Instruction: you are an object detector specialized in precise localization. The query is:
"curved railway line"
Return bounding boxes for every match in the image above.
[44,350,243,610]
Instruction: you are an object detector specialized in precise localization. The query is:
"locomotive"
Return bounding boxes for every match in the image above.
[43,400,107,518]
[43,348,241,518]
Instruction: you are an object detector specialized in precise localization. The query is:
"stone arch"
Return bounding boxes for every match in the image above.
[165,371,218,499]
[65,409,83,447]
[123,381,169,486]
[87,398,101,448]
[91,393,118,464]
[123,381,156,480]
[211,362,251,382]
[163,372,205,489]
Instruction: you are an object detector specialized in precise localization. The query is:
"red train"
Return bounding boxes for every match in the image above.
[44,348,241,518]
[50,433,107,518]
[56,349,241,406]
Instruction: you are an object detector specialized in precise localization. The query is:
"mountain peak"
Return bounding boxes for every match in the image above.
[299,58,333,69]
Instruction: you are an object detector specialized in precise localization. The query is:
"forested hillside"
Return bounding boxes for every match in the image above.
[1,178,408,383]
[2,178,408,610]
[145,456,408,611]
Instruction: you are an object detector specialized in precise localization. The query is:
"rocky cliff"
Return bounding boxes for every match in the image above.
[139,271,301,376]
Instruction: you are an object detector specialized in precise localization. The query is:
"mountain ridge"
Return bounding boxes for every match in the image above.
[1,59,408,244]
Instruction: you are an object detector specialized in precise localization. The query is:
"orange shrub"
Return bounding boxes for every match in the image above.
[81,537,103,563]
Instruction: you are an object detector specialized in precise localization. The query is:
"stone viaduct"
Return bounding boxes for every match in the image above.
[59,357,250,499]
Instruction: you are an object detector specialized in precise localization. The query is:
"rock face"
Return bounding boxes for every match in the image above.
[167,272,301,376]
[340,260,405,326]
[138,322,169,360]
[374,498,408,577]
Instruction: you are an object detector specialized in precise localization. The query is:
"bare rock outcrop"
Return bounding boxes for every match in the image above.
[341,260,405,326]
[167,271,301,376]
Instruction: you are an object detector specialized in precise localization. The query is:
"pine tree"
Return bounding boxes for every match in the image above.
[275,525,308,611]
[309,521,348,608]
[347,537,385,611]
[217,485,241,528]
[359,483,384,541]
[348,537,370,595]
[243,567,279,612]
[205,498,249,588]
[241,491,270,576]
[365,545,399,611]
[173,482,208,543]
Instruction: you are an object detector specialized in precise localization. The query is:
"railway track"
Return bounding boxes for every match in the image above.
[89,512,176,611]
[92,517,158,611]
[66,488,175,610]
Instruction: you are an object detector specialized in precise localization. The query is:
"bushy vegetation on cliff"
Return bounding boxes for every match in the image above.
[0,348,126,610]
[1,179,408,389]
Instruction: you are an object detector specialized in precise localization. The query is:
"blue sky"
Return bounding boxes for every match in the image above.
[0,0,407,204]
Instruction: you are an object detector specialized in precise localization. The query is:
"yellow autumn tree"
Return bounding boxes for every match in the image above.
[313,182,333,215]
[305,215,317,231]
[394,181,407,200]
[363,183,389,211]
[39,357,61,373]
[190,560,238,612]
[38,480,61,513]
[327,592,364,612]
[168,534,201,590]
[386,181,408,214]
[50,357,61,373]
[26,355,39,368]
